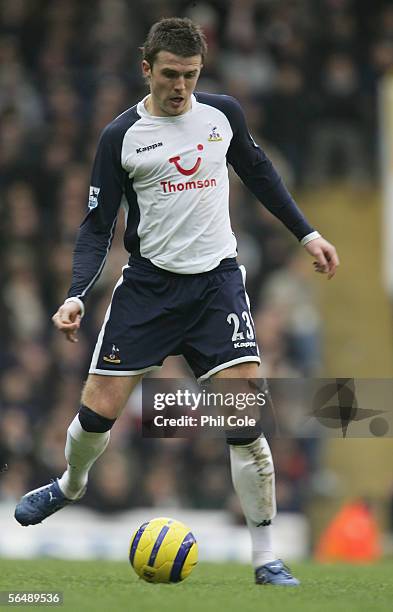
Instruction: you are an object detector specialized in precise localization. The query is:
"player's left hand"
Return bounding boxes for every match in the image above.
[304,237,339,280]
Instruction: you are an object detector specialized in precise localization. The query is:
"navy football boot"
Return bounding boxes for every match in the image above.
[14,479,85,526]
[255,559,300,586]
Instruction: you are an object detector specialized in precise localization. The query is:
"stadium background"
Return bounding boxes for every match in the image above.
[0,0,392,560]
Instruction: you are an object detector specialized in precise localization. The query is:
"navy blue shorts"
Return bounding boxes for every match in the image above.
[89,257,260,381]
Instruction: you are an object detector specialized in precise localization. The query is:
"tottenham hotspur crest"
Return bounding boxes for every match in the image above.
[208,126,223,142]
[103,344,121,364]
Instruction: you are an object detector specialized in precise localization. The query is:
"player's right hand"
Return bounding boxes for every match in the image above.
[52,301,82,343]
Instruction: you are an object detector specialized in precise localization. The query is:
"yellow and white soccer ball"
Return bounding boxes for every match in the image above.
[129,517,198,583]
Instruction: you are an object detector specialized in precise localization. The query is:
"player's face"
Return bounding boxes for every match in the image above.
[142,51,203,117]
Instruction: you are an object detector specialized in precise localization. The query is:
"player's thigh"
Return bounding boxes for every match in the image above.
[81,373,143,419]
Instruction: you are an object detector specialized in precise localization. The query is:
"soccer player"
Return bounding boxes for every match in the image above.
[15,18,339,586]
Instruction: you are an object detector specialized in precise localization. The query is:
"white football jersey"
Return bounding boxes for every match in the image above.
[68,92,313,301]
[123,94,236,273]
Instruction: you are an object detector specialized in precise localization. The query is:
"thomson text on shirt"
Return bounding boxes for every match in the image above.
[160,178,217,193]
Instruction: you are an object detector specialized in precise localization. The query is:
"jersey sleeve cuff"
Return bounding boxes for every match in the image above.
[64,297,85,318]
[300,231,321,246]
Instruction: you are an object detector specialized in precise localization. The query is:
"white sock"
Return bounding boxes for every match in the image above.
[58,414,110,500]
[229,436,277,567]
[247,519,275,567]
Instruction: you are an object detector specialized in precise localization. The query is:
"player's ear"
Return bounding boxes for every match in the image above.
[142,60,152,79]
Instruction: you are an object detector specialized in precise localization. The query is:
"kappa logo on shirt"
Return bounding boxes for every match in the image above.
[136,142,163,153]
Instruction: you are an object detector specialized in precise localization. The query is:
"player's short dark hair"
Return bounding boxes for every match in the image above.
[141,17,207,67]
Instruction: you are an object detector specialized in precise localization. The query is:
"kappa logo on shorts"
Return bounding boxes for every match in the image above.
[233,341,257,348]
[103,344,121,364]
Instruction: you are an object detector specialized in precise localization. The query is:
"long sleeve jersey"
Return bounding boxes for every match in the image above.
[67,92,314,302]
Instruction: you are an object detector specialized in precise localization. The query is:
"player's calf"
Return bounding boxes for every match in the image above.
[58,404,115,499]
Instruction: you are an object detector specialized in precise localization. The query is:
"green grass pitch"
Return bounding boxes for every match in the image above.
[0,559,392,612]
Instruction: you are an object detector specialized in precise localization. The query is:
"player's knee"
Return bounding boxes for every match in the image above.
[225,422,262,446]
[78,404,116,433]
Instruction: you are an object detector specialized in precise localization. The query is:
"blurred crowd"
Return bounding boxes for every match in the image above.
[1,0,392,516]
